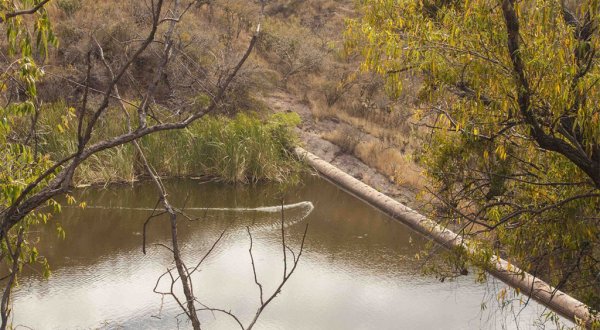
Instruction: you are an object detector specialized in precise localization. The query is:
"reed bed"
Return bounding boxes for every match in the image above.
[35,102,302,185]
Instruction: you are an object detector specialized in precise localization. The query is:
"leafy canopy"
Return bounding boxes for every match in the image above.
[1,0,60,284]
[346,0,600,314]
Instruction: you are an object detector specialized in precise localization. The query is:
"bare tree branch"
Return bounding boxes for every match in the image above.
[0,0,52,22]
[247,227,264,305]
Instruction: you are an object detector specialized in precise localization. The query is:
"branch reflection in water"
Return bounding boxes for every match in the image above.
[11,177,568,329]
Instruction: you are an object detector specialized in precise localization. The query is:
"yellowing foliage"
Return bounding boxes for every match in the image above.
[347,0,600,313]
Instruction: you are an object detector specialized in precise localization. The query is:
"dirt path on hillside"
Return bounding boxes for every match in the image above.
[264,91,419,208]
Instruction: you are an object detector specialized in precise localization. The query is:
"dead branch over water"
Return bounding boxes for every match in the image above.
[0,0,265,327]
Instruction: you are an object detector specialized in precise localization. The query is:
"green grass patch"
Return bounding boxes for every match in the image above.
[35,102,303,185]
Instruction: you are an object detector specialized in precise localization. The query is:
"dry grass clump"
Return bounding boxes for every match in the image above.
[323,125,425,191]
[322,126,363,153]
[329,71,421,131]
[310,103,336,121]
[301,63,422,147]
[322,125,424,191]
[257,18,324,87]
[354,141,424,190]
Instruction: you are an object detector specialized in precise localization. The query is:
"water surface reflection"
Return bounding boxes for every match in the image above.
[12,176,564,329]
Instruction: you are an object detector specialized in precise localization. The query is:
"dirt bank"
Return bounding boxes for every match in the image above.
[265,91,420,209]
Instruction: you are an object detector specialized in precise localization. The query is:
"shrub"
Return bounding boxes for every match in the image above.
[322,126,362,154]
[57,0,82,17]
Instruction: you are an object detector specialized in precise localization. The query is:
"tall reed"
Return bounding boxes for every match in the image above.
[34,102,302,185]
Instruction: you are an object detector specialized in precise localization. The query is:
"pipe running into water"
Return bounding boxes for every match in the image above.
[294,146,598,327]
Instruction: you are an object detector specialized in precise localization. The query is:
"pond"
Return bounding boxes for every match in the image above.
[11,175,568,329]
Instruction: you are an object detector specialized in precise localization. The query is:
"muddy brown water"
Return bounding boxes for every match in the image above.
[11,176,568,329]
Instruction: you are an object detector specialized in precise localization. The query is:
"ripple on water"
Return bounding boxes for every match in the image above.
[10,179,572,329]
